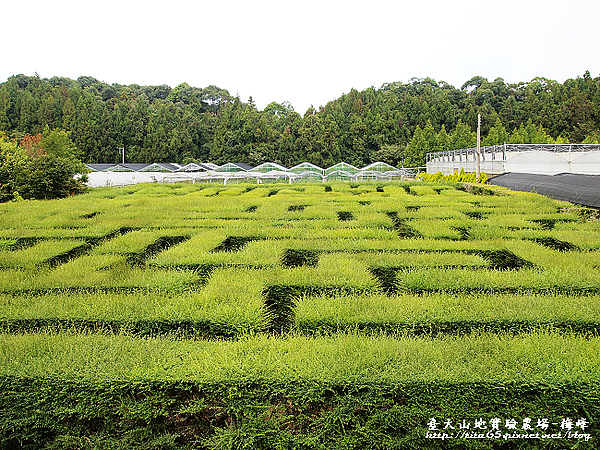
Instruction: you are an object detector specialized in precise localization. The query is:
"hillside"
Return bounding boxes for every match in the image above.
[1,72,599,168]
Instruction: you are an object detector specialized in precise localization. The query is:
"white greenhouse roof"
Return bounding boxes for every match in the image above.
[176,163,212,172]
[362,161,397,172]
[249,162,289,173]
[289,162,324,174]
[84,161,422,187]
[216,162,254,172]
[324,162,360,175]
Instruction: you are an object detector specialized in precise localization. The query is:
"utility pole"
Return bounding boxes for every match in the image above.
[476,114,481,183]
[119,147,125,164]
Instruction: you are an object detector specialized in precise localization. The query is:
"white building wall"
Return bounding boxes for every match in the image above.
[86,172,172,187]
[427,147,600,176]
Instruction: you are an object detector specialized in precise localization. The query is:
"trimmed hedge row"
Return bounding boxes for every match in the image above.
[0,318,247,338]
[3,317,599,340]
[3,280,600,337]
[294,319,600,336]
[2,376,597,450]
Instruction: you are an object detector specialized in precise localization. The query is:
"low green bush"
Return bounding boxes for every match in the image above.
[1,331,598,383]
[419,169,488,184]
[295,291,600,335]
[2,375,598,450]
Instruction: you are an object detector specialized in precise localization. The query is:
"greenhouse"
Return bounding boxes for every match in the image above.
[325,170,355,182]
[362,161,397,172]
[249,162,288,173]
[289,162,325,175]
[85,162,420,187]
[294,171,324,182]
[138,163,179,173]
[324,162,360,175]
[175,163,214,172]
[354,170,381,181]
[215,162,254,173]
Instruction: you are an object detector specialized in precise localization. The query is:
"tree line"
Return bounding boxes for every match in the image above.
[1,72,599,169]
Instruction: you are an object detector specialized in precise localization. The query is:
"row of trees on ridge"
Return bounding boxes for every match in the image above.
[1,72,599,170]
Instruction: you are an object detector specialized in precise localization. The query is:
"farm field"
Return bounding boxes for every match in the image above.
[1,181,600,449]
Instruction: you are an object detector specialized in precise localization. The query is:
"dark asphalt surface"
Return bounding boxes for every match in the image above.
[487,173,600,209]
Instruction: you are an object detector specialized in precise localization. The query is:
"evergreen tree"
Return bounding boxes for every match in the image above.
[405,126,428,167]
[450,121,476,150]
[509,120,554,144]
[482,119,509,146]
[434,125,451,152]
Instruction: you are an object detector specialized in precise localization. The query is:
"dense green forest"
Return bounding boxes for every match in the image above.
[1,72,599,168]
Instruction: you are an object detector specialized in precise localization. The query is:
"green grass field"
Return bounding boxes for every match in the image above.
[1,181,599,449]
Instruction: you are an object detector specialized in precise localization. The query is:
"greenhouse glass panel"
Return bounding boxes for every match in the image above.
[216,163,253,173]
[249,162,288,173]
[176,163,209,172]
[139,163,174,173]
[105,165,134,172]
[296,171,324,182]
[325,170,355,181]
[325,162,359,175]
[361,162,397,172]
[123,164,153,172]
[355,170,379,181]
[161,174,195,183]
[86,164,114,172]
[289,162,324,175]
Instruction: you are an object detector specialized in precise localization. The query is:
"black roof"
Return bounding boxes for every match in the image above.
[122,163,156,171]
[226,162,254,170]
[86,164,115,172]
[488,173,600,209]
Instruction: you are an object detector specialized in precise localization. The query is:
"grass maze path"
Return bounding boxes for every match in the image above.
[1,181,600,449]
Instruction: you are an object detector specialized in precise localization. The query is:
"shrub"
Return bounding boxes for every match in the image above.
[19,154,88,200]
[421,169,488,184]
[0,130,87,202]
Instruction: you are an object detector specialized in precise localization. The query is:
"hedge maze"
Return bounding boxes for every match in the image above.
[1,181,600,449]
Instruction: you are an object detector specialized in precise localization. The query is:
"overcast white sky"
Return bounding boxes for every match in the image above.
[3,0,599,114]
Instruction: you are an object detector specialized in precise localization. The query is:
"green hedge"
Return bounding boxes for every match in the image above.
[0,318,245,338]
[2,376,597,449]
